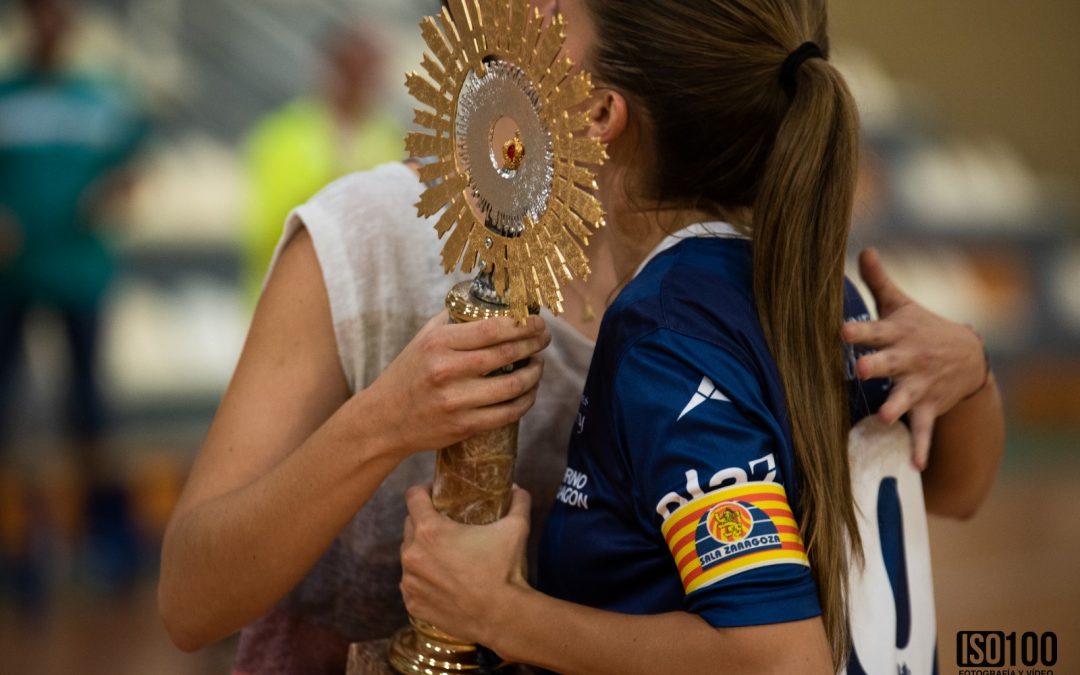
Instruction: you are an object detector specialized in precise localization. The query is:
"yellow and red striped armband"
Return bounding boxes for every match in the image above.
[660,481,809,595]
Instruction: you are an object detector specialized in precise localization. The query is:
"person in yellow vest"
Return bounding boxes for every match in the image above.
[243,26,403,297]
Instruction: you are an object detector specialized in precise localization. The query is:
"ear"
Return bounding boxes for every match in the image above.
[586,88,628,144]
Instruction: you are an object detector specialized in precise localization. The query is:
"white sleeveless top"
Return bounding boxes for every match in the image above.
[234,162,594,674]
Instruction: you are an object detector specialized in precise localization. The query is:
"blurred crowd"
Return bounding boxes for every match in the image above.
[1,0,147,608]
[0,0,1077,671]
[0,0,409,611]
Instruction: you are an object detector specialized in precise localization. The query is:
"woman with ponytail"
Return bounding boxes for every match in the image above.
[400,1,1004,673]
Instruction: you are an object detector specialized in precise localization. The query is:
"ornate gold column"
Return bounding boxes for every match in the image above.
[385,278,526,675]
[347,1,605,673]
[432,280,522,527]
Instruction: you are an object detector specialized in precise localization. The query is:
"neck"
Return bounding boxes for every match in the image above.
[595,163,719,280]
[605,201,719,281]
[560,226,615,341]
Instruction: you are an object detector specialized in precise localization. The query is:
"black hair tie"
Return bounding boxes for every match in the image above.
[779,42,824,97]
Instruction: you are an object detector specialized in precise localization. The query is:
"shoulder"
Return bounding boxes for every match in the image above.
[612,328,800,547]
[602,237,766,381]
[287,162,435,265]
[613,328,781,440]
[277,161,451,301]
[270,163,459,390]
[253,226,343,386]
[296,163,422,233]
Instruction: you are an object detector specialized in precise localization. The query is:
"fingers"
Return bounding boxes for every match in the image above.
[506,487,533,582]
[857,247,891,300]
[908,406,936,471]
[855,350,899,381]
[486,355,545,402]
[507,485,532,521]
[425,317,549,383]
[417,310,452,337]
[449,356,545,412]
[462,377,542,433]
[467,330,551,376]
[877,382,914,425]
[858,247,910,315]
[841,319,900,349]
[405,483,437,520]
[442,315,547,352]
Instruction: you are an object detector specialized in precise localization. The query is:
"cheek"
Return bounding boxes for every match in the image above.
[553,2,594,74]
[564,36,589,74]
[531,0,558,27]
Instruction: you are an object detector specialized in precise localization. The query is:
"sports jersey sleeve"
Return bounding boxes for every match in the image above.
[843,279,892,424]
[612,330,821,627]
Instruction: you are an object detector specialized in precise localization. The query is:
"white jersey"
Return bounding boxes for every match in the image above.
[844,417,938,675]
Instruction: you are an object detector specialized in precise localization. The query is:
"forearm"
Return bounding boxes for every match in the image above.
[159,393,403,650]
[487,586,830,675]
[922,373,1005,519]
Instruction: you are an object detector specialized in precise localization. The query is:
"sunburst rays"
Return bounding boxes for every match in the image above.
[405,0,607,321]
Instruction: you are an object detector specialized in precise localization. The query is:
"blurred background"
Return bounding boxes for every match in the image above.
[0,0,1076,673]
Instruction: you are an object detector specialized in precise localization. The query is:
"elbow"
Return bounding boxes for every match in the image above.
[933,501,980,522]
[157,518,217,652]
[158,549,227,653]
[165,626,208,655]
[951,502,980,521]
[158,579,212,653]
[924,488,989,521]
[923,442,1003,521]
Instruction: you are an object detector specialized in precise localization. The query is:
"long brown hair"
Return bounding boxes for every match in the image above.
[583,0,860,666]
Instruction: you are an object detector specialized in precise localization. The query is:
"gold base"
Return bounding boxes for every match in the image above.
[347,635,533,675]
[386,618,495,674]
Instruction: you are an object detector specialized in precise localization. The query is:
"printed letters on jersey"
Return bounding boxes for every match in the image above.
[661,481,808,595]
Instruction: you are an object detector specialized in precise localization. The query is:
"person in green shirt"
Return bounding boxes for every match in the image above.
[243,26,404,297]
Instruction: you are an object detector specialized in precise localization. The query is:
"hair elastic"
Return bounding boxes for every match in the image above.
[779,41,824,97]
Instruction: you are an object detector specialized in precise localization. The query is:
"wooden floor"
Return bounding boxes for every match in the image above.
[1,456,1077,675]
[931,464,1080,672]
[0,586,235,675]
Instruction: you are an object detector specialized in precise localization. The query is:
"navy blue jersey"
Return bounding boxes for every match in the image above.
[539,235,889,629]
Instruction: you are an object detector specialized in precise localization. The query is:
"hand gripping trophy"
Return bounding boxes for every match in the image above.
[347,1,605,673]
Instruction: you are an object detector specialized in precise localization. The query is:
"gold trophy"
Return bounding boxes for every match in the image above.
[347,1,605,673]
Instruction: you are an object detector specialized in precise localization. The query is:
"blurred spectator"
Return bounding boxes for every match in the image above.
[0,0,148,601]
[243,24,403,296]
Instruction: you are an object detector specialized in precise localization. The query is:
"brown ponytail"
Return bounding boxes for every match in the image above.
[583,0,860,666]
[752,49,862,669]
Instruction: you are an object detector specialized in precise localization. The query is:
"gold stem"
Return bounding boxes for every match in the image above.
[433,423,518,525]
[386,281,521,675]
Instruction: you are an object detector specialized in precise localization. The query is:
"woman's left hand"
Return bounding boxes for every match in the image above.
[841,248,987,470]
[399,483,532,645]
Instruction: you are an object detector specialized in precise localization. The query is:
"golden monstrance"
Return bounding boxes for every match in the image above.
[347,1,605,673]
